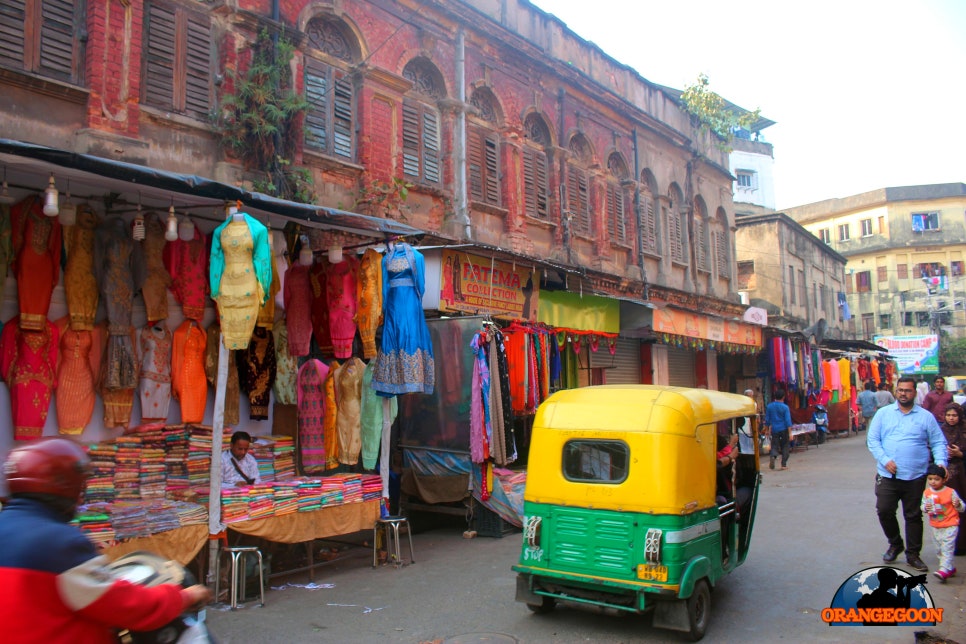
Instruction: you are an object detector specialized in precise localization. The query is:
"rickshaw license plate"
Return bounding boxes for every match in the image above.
[637,564,668,581]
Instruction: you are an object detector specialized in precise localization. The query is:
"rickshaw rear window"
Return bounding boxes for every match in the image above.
[562,440,629,483]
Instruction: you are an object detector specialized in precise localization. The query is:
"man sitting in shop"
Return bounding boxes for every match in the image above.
[221,431,261,487]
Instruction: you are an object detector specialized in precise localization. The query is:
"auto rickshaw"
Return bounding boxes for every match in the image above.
[513,385,761,641]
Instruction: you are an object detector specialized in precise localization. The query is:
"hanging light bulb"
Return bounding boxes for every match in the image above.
[0,167,15,205]
[43,174,59,217]
[328,244,343,264]
[58,178,76,226]
[179,214,195,241]
[132,195,145,241]
[165,204,179,242]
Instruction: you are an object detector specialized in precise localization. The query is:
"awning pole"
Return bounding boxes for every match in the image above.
[206,333,228,586]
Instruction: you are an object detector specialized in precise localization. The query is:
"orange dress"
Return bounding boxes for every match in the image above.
[172,319,208,424]
[0,317,58,440]
[63,205,99,331]
[356,248,383,358]
[55,319,102,434]
[323,361,340,469]
[11,195,62,331]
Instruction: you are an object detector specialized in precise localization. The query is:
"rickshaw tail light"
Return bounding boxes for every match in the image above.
[524,516,542,547]
[644,528,663,564]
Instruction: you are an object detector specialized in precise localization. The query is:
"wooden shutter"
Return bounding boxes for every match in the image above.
[304,61,329,152]
[183,11,210,119]
[0,1,26,70]
[402,101,421,179]
[696,220,708,271]
[715,228,730,277]
[38,0,74,81]
[523,147,548,219]
[332,73,353,159]
[568,167,589,234]
[667,208,681,261]
[483,135,499,205]
[422,109,440,183]
[607,184,625,243]
[640,195,656,253]
[468,128,484,202]
[144,3,176,111]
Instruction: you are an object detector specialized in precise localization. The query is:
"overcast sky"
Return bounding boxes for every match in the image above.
[529,0,966,209]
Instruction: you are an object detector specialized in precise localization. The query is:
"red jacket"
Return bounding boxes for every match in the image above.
[0,498,188,644]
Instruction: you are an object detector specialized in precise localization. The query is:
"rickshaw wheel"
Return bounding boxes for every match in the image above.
[686,579,711,641]
[526,596,556,614]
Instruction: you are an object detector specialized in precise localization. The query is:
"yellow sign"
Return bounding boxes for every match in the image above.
[439,250,539,321]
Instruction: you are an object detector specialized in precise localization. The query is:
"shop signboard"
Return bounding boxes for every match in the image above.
[651,307,762,347]
[438,249,539,320]
[873,334,939,375]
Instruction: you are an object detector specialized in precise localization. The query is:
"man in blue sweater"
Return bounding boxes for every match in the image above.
[764,388,793,470]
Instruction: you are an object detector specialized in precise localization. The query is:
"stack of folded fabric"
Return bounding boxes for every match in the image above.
[268,435,296,480]
[296,479,322,512]
[273,480,300,515]
[319,477,345,507]
[164,427,191,494]
[221,486,251,524]
[84,443,117,503]
[139,430,168,500]
[72,504,115,547]
[252,437,276,482]
[360,474,383,502]
[168,499,208,527]
[111,501,150,539]
[248,483,276,520]
[187,426,213,492]
[329,472,362,503]
[114,436,142,500]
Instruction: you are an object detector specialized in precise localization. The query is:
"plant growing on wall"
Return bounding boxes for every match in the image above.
[681,73,761,152]
[354,177,414,221]
[217,29,315,203]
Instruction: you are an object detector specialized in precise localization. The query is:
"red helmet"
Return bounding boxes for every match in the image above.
[3,438,91,500]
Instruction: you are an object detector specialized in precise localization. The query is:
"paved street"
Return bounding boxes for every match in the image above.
[207,435,965,643]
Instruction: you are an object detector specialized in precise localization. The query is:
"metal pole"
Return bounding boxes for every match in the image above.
[206,333,229,586]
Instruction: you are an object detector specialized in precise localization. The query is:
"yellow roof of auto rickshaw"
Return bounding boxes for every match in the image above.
[534,385,756,436]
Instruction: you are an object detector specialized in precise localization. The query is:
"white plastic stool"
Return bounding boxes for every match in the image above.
[215,545,265,609]
[372,516,415,567]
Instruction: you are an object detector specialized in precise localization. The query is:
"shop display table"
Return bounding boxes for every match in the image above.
[790,423,817,451]
[102,524,209,566]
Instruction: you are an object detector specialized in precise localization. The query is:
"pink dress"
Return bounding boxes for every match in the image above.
[326,256,359,359]
[0,317,58,440]
[283,263,313,357]
[297,359,330,474]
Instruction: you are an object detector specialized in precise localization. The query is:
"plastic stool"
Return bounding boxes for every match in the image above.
[215,545,265,609]
[372,516,415,567]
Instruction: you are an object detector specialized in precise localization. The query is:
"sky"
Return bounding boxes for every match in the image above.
[529,0,966,209]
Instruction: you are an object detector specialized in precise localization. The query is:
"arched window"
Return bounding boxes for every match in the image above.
[694,197,710,272]
[303,16,360,160]
[639,170,658,255]
[606,153,629,245]
[468,87,501,206]
[567,134,593,235]
[714,207,731,278]
[522,113,551,220]
[402,58,445,184]
[667,184,685,264]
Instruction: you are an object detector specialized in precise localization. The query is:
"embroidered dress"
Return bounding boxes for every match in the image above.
[137,324,173,422]
[327,256,359,359]
[140,212,172,324]
[172,320,207,424]
[204,322,239,427]
[309,260,332,355]
[0,317,58,440]
[238,326,275,420]
[55,323,99,434]
[283,263,313,357]
[210,214,272,350]
[297,359,329,474]
[356,248,383,359]
[372,244,435,395]
[163,227,208,321]
[360,360,397,470]
[272,319,298,406]
[336,357,365,465]
[323,361,340,469]
[63,205,99,330]
[101,328,138,429]
[11,195,61,331]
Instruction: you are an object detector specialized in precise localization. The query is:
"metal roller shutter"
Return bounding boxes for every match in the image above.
[666,346,696,387]
[590,338,642,384]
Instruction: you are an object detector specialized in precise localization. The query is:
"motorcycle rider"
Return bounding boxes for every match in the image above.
[0,438,211,643]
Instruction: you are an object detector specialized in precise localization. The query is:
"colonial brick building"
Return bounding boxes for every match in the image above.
[0,0,763,387]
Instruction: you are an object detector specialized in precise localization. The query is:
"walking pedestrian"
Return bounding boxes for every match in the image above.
[857,380,877,432]
[867,376,948,572]
[921,464,964,582]
[875,381,895,410]
[922,375,954,426]
[939,402,966,555]
[764,387,792,471]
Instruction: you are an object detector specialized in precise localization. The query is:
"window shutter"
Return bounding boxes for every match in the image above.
[483,135,499,205]
[38,0,75,81]
[667,209,680,261]
[569,167,589,234]
[0,0,26,70]
[422,109,440,183]
[304,62,329,152]
[641,196,656,252]
[523,147,548,220]
[468,128,484,202]
[402,102,421,179]
[607,184,625,243]
[183,11,210,119]
[696,220,708,271]
[144,3,176,111]
[332,73,353,159]
[715,228,730,277]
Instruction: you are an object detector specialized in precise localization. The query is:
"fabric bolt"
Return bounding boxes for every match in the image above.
[309,259,332,355]
[209,215,272,350]
[63,205,99,330]
[503,330,527,414]
[137,324,173,422]
[140,212,172,324]
[162,226,208,321]
[371,244,435,396]
[327,255,359,359]
[335,356,365,465]
[323,361,340,469]
[837,358,851,401]
[238,326,276,420]
[172,320,207,424]
[55,321,99,434]
[283,263,313,357]
[11,195,62,331]
[0,317,58,439]
[272,319,298,406]
[356,248,383,359]
[361,360,397,470]
[297,359,329,474]
[204,322,239,427]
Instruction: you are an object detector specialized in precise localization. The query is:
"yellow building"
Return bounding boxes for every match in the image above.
[784,184,966,341]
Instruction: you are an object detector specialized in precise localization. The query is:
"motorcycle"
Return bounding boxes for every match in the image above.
[813,404,829,444]
[106,551,215,644]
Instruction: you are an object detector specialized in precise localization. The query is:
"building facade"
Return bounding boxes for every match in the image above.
[0,0,763,387]
[784,184,966,341]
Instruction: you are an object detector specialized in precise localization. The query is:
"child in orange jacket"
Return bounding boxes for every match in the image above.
[922,463,966,581]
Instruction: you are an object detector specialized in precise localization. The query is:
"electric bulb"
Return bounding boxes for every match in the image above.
[179,216,195,241]
[43,174,59,217]
[328,244,343,264]
[165,206,178,242]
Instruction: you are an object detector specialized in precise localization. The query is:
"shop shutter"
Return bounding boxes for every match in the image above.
[590,338,641,384]
[666,346,696,387]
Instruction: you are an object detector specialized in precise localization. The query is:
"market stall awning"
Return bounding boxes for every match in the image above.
[0,138,423,239]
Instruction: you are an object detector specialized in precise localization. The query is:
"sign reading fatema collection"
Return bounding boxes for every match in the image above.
[438,250,539,321]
